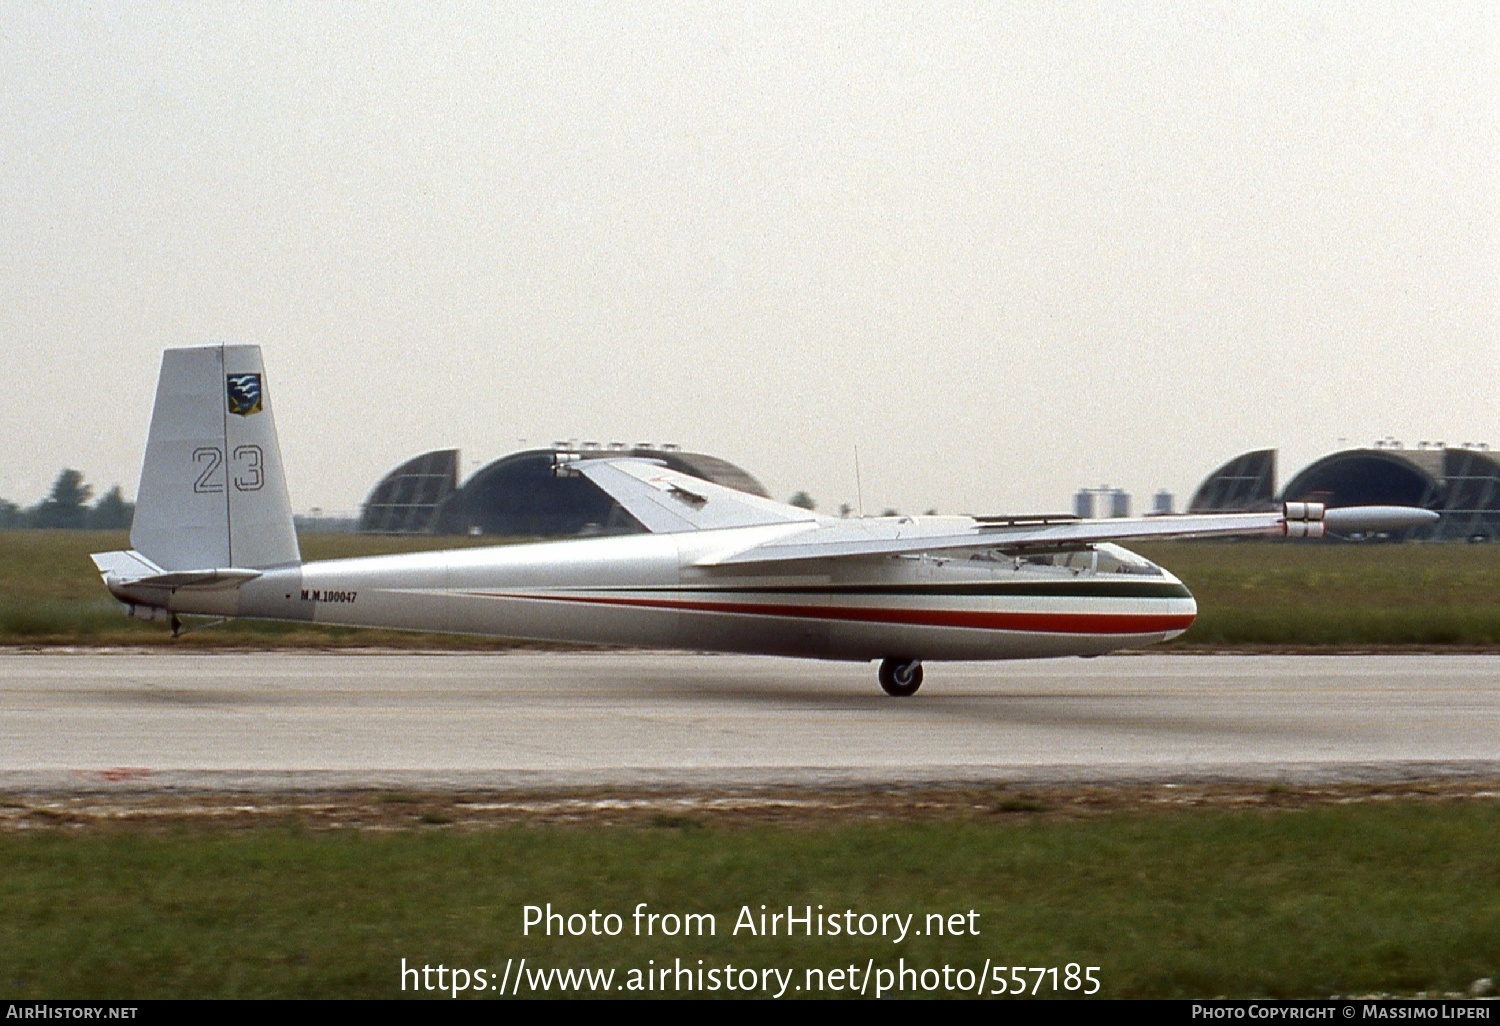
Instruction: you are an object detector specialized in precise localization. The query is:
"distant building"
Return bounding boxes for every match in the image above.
[361,446,769,537]
[1073,489,1094,520]
[1074,486,1130,519]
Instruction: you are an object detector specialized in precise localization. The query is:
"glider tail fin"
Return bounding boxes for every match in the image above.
[129,344,300,571]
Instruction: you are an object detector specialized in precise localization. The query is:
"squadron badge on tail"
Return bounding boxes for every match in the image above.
[226,373,263,416]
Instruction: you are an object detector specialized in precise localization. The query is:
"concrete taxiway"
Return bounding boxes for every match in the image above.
[0,651,1496,791]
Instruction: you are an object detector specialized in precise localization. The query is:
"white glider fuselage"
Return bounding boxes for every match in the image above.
[113,524,1194,662]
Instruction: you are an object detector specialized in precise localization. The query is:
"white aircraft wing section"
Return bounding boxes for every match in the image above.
[696,504,1439,567]
[566,458,821,532]
[695,511,1290,566]
[566,455,1438,564]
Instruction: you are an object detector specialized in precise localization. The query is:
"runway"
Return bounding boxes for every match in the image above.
[1,651,1496,791]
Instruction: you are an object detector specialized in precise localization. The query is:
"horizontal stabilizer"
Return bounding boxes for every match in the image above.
[91,549,164,582]
[91,550,262,591]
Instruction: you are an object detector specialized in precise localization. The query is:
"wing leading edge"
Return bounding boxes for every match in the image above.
[700,509,1307,566]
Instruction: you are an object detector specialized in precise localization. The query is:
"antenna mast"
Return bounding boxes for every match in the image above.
[854,445,864,518]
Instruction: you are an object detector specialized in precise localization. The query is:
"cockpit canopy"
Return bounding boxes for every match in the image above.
[972,542,1165,577]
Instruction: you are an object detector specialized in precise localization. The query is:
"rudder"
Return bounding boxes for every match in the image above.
[130,344,300,570]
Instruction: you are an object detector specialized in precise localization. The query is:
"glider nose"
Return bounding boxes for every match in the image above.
[1160,570,1197,641]
[1164,593,1197,641]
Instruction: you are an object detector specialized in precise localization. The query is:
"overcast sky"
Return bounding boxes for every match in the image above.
[3,2,1495,517]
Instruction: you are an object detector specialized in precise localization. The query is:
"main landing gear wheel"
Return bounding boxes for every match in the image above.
[878,658,924,697]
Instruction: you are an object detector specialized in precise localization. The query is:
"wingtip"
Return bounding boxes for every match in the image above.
[1322,506,1440,531]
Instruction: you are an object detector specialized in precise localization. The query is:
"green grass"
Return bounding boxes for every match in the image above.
[3,530,1500,647]
[1,803,1496,998]
[1134,541,1500,646]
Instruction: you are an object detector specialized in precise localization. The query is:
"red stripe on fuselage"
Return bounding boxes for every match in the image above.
[471,592,1195,635]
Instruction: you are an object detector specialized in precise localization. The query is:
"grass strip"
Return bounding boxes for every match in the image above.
[1,801,1496,998]
[3,531,1499,647]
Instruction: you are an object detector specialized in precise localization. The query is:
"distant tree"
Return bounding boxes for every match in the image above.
[90,485,134,530]
[0,497,20,528]
[879,508,900,518]
[924,508,938,516]
[788,491,817,511]
[837,503,854,519]
[30,469,93,529]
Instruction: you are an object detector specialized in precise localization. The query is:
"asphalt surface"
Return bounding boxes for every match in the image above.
[1,650,1496,791]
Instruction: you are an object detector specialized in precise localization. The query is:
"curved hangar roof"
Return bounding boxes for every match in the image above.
[362,447,771,537]
[1191,445,1500,541]
[358,449,459,534]
[1188,449,1277,513]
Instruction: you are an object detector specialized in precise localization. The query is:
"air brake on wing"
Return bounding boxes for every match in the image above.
[971,514,1081,526]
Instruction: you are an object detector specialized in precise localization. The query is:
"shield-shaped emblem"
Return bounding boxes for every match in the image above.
[226,374,263,417]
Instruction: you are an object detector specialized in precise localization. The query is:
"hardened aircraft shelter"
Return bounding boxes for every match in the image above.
[361,446,770,538]
[1190,445,1500,541]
